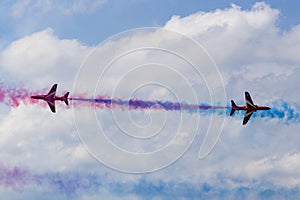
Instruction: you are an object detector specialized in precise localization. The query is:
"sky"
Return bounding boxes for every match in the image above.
[1,0,300,199]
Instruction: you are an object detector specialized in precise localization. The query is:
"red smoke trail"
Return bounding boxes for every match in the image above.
[0,83,45,107]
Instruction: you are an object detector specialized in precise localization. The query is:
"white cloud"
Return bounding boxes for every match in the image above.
[165,2,278,39]
[165,2,299,67]
[0,28,90,89]
[0,103,96,173]
[229,151,300,187]
[165,2,300,102]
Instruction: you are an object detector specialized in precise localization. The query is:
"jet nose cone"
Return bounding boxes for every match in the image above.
[31,95,38,99]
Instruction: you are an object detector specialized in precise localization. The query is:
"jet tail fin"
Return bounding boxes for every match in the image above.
[230,100,236,116]
[63,92,69,106]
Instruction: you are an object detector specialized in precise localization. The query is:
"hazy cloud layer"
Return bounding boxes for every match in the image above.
[10,0,107,17]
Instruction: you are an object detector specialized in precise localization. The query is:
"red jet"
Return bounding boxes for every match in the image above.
[230,92,270,125]
[31,84,69,113]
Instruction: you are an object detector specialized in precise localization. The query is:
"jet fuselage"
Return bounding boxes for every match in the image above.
[31,94,67,102]
[30,84,69,113]
[232,105,270,112]
[230,92,271,125]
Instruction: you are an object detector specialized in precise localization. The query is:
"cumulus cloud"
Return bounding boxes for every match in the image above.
[228,150,300,187]
[165,2,280,65]
[0,103,95,172]
[166,2,300,102]
[0,28,90,88]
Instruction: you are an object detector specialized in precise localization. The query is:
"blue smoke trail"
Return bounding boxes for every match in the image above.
[256,101,300,124]
[1,164,300,199]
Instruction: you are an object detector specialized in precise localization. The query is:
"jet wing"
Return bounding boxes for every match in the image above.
[47,100,56,113]
[245,92,255,109]
[243,110,254,125]
[47,84,57,97]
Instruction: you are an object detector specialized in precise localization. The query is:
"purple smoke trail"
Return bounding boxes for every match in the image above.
[0,164,34,191]
[0,164,101,195]
[69,96,228,113]
[69,96,300,124]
